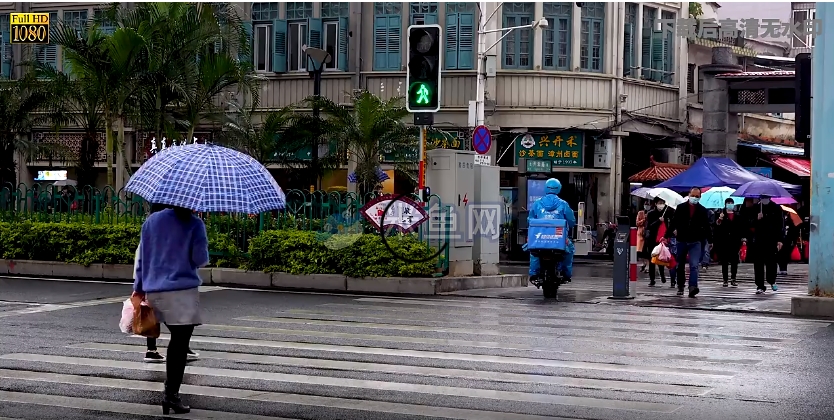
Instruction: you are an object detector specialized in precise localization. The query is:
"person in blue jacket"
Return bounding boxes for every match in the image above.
[527,178,577,282]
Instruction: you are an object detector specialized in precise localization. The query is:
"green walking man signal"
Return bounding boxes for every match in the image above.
[406,24,441,113]
[414,83,431,104]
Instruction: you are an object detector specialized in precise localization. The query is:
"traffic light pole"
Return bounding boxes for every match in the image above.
[418,126,426,202]
[474,1,487,128]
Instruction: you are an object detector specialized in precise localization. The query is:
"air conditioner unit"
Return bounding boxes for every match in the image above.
[680,153,695,165]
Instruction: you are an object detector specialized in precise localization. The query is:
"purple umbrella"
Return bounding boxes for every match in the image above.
[733,180,792,198]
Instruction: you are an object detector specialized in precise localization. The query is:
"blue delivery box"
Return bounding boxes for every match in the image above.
[527,219,568,251]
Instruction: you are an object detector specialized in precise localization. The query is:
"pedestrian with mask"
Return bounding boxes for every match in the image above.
[636,202,649,272]
[666,187,711,297]
[645,197,674,287]
[743,195,784,293]
[713,198,743,287]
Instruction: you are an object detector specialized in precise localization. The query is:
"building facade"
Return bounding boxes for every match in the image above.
[1,1,690,225]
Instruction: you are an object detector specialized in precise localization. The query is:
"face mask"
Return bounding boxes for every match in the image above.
[656,204,666,211]
[644,205,651,211]
[689,197,700,205]
[760,198,771,205]
[726,204,734,211]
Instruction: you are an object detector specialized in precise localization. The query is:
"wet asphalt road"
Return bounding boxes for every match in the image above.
[1,276,833,420]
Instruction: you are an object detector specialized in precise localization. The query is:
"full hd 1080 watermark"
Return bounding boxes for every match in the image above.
[660,18,821,41]
[10,13,50,44]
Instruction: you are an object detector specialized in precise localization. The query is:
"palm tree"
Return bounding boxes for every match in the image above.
[111,2,250,143]
[45,13,146,187]
[176,51,261,142]
[307,91,419,196]
[0,78,52,187]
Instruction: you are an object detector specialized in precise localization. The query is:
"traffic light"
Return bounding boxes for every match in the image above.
[406,24,441,113]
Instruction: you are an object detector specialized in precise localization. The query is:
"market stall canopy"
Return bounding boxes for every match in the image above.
[628,156,689,182]
[654,157,801,194]
[770,156,811,177]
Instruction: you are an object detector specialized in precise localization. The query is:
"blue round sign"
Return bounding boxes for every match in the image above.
[472,125,492,155]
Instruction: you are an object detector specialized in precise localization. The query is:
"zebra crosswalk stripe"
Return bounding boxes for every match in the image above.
[0,295,828,419]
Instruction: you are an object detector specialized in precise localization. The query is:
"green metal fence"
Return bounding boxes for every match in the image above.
[0,183,451,274]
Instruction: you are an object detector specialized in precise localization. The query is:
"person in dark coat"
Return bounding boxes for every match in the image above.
[713,198,743,287]
[777,209,800,275]
[644,197,675,287]
[666,187,712,298]
[740,195,785,294]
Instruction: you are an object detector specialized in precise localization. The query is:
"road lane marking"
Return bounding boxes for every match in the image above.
[0,358,681,413]
[69,342,714,397]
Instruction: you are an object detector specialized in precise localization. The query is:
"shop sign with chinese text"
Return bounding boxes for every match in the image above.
[514,132,584,167]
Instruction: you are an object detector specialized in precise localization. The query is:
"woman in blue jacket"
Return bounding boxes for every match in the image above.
[133,203,209,415]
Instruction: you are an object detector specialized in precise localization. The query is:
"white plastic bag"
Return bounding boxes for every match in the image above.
[119,298,133,334]
[651,243,663,257]
[658,243,672,262]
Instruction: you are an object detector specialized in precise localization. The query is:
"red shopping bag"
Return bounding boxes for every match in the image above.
[739,243,748,263]
[791,246,802,262]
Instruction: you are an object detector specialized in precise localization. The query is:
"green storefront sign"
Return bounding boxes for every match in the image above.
[382,131,464,162]
[526,159,552,173]
[514,132,584,167]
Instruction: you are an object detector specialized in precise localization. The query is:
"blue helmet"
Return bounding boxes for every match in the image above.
[545,178,562,195]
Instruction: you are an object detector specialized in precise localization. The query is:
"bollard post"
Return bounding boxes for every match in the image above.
[629,227,637,297]
[609,216,635,300]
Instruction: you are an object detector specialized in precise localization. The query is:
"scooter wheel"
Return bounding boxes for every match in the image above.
[542,282,559,299]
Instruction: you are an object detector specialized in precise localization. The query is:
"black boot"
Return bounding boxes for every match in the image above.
[163,384,190,415]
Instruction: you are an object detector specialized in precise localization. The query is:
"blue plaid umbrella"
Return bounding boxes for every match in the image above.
[348,167,389,184]
[125,143,286,213]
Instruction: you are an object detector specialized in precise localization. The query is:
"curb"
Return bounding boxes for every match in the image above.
[0,259,528,296]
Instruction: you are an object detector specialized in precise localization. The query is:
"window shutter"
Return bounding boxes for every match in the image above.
[651,31,663,81]
[444,13,458,70]
[640,26,651,79]
[307,17,322,50]
[386,15,401,71]
[338,16,349,72]
[240,21,253,65]
[1,23,10,78]
[623,23,633,77]
[662,29,673,83]
[423,12,438,25]
[373,15,388,70]
[687,63,695,93]
[272,19,288,73]
[457,12,474,70]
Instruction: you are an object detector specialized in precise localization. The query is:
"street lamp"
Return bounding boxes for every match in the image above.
[305,46,331,190]
[474,4,548,130]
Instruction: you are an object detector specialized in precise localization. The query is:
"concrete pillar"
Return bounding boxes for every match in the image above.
[808,2,834,295]
[700,47,742,159]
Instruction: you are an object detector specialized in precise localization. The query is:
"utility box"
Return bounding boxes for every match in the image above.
[426,149,475,276]
[473,163,500,276]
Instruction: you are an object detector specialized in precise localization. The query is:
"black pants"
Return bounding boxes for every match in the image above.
[648,262,666,282]
[777,241,795,272]
[721,260,738,282]
[751,243,778,290]
[165,324,195,397]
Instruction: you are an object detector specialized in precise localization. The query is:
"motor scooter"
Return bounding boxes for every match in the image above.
[528,249,569,299]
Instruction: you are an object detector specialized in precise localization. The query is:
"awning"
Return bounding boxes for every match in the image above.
[628,158,689,182]
[771,156,810,177]
[739,142,805,156]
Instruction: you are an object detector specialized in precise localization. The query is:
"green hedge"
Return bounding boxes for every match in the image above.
[246,230,437,277]
[0,221,438,278]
